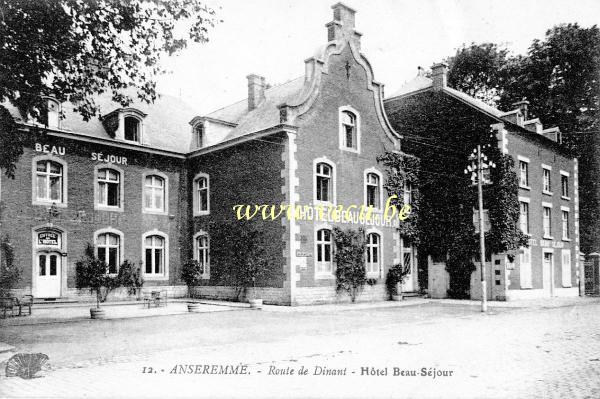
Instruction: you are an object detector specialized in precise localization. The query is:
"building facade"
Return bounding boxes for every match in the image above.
[0,3,418,305]
[384,64,580,300]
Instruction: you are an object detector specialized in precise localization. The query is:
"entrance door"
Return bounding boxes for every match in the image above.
[543,252,553,297]
[401,249,415,292]
[36,252,61,298]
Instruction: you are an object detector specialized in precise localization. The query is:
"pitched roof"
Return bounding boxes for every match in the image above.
[5,90,198,154]
[204,77,306,142]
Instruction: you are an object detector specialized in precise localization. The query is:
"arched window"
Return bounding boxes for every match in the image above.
[315,228,333,275]
[124,116,140,142]
[195,232,210,278]
[341,110,356,150]
[96,232,121,274]
[315,162,333,203]
[194,174,209,215]
[144,235,165,275]
[35,160,63,203]
[144,175,165,212]
[366,233,381,275]
[97,168,121,208]
[366,172,381,209]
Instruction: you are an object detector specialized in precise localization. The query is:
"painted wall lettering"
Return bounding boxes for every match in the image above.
[91,152,128,165]
[35,143,65,156]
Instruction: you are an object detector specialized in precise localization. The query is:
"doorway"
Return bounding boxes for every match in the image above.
[543,252,554,297]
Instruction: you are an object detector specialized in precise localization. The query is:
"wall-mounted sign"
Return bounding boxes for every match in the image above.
[528,238,565,249]
[35,143,65,156]
[38,231,59,246]
[91,153,128,165]
[296,250,313,258]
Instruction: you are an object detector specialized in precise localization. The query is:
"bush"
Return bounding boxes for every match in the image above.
[0,234,20,297]
[75,243,121,307]
[181,259,204,298]
[118,260,144,298]
[333,227,367,303]
[385,263,411,298]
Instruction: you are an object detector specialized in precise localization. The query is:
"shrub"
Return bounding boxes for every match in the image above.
[118,260,144,298]
[0,234,20,297]
[385,263,411,298]
[75,243,121,307]
[333,227,367,303]
[181,259,204,298]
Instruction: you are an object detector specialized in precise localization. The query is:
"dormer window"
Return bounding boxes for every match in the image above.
[47,98,60,129]
[124,116,140,142]
[195,123,204,148]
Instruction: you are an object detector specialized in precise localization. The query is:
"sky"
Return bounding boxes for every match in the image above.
[156,0,600,114]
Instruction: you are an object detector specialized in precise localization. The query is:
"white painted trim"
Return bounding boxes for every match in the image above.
[94,164,125,212]
[560,205,570,212]
[192,230,210,279]
[31,224,68,297]
[363,167,384,211]
[365,227,383,279]
[93,227,125,275]
[517,155,530,163]
[31,155,68,208]
[541,164,552,170]
[338,105,361,154]
[192,172,210,216]
[518,196,530,203]
[560,170,570,177]
[141,170,169,215]
[313,156,337,206]
[314,224,334,279]
[542,202,553,208]
[141,230,169,280]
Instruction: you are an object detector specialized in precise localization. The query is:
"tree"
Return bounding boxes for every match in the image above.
[0,234,21,297]
[180,259,204,298]
[333,227,367,303]
[446,43,511,106]
[75,243,121,307]
[0,0,219,176]
[117,260,144,299]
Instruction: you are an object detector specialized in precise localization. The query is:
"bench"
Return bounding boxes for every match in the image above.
[143,290,167,308]
[0,295,33,318]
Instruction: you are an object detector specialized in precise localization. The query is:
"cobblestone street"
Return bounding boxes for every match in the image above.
[1,299,600,398]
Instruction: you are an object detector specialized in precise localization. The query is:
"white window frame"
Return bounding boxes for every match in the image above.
[338,105,361,153]
[94,228,124,275]
[542,202,553,239]
[542,164,552,195]
[364,168,383,211]
[32,156,68,207]
[519,198,530,235]
[313,157,336,206]
[46,98,61,129]
[193,173,210,216]
[123,114,142,143]
[561,249,572,287]
[194,122,204,148]
[519,246,532,289]
[561,206,571,241]
[94,165,124,212]
[314,224,334,279]
[142,230,169,280]
[404,180,413,205]
[365,229,383,278]
[517,156,530,190]
[560,171,570,200]
[142,171,168,215]
[193,231,210,279]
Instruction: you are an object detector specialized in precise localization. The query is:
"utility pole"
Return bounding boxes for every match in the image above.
[476,145,488,313]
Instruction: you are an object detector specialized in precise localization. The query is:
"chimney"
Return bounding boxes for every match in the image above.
[523,118,543,134]
[326,3,361,48]
[431,62,448,91]
[512,99,530,120]
[417,66,425,77]
[247,74,265,111]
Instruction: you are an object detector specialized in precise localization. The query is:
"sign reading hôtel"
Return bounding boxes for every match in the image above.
[35,143,128,165]
[38,231,59,246]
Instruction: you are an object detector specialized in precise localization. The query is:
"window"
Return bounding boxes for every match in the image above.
[315,162,333,203]
[144,235,165,275]
[195,123,204,148]
[519,247,532,288]
[194,174,209,215]
[543,206,552,238]
[366,232,381,275]
[144,175,166,212]
[561,173,569,198]
[97,168,121,208]
[195,233,210,278]
[315,228,333,275]
[562,209,570,240]
[365,172,381,209]
[519,160,529,187]
[561,249,572,287]
[96,232,120,274]
[404,181,413,205]
[35,160,63,203]
[520,201,529,234]
[124,116,140,142]
[47,98,60,129]
[543,167,552,193]
[341,111,357,150]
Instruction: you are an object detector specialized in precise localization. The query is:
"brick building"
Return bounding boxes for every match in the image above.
[384,64,581,300]
[0,3,414,305]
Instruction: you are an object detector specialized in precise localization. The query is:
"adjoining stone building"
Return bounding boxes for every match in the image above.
[0,3,418,305]
[384,64,581,300]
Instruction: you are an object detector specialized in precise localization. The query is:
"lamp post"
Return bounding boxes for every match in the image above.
[465,144,495,313]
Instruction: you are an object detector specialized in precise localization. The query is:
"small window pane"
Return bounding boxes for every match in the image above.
[39,255,46,276]
[37,162,47,172]
[145,249,152,273]
[49,255,57,275]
